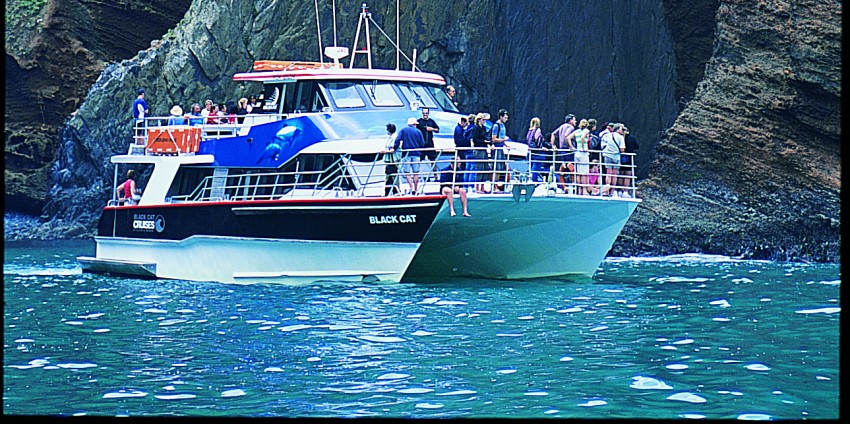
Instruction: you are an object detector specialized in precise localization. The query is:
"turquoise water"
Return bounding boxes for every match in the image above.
[3,240,840,419]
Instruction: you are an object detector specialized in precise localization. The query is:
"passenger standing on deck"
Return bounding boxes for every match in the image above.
[526,117,549,182]
[597,121,614,184]
[116,169,142,205]
[236,98,249,124]
[394,117,426,194]
[587,119,601,163]
[573,119,591,195]
[621,126,639,198]
[471,113,491,194]
[602,123,626,197]
[206,104,221,125]
[417,107,440,182]
[188,103,203,126]
[246,95,259,114]
[490,109,510,193]
[380,123,402,196]
[132,89,149,145]
[168,105,185,126]
[201,99,214,118]
[453,116,472,185]
[463,114,477,185]
[551,114,576,192]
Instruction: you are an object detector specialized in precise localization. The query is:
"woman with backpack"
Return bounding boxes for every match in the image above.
[526,117,551,182]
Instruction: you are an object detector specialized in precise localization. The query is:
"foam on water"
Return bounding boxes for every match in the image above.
[795,307,840,314]
[103,390,148,399]
[154,393,197,400]
[630,376,673,390]
[359,335,406,343]
[221,389,246,398]
[667,392,707,403]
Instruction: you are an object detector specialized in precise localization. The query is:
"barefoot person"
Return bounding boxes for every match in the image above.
[439,160,470,217]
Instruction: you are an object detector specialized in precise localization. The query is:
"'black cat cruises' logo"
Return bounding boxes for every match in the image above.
[132,214,165,233]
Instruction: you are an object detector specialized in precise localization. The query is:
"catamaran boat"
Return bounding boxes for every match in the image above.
[78,4,640,283]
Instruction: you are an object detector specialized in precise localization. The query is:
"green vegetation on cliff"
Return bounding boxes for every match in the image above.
[5,0,47,58]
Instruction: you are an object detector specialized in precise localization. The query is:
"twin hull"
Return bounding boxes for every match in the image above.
[83,194,638,283]
[83,196,443,284]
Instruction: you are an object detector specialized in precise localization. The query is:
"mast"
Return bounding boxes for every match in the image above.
[396,0,400,70]
[314,0,324,65]
[349,3,373,69]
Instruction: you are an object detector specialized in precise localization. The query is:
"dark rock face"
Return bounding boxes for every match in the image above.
[4,0,192,215]
[7,0,841,263]
[612,0,842,262]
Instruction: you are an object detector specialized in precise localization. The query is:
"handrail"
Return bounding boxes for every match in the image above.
[165,145,639,204]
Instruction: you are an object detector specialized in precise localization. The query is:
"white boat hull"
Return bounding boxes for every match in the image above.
[88,236,420,284]
[403,195,639,281]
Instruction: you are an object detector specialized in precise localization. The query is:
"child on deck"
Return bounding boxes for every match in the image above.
[587,160,601,195]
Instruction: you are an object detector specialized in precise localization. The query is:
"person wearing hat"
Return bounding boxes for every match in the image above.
[392,117,426,194]
[132,89,150,145]
[621,126,639,198]
[168,105,185,126]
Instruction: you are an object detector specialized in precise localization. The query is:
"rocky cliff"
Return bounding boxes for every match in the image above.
[5,0,192,214]
[612,0,842,261]
[4,0,841,263]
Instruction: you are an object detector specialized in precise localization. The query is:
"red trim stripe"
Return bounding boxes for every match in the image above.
[106,195,446,210]
[233,69,445,85]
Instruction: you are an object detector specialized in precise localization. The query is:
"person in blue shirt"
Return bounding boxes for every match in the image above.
[453,115,472,185]
[393,117,426,194]
[187,103,204,126]
[168,105,185,126]
[132,88,150,145]
[489,109,510,192]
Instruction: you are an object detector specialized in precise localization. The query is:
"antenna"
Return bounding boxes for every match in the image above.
[314,0,324,65]
[395,0,400,70]
[349,3,373,69]
[332,0,337,47]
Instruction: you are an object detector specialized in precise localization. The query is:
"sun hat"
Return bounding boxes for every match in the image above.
[170,105,183,115]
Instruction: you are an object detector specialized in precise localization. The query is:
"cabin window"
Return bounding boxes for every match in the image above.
[289,81,327,113]
[364,82,404,107]
[325,82,366,108]
[166,167,215,201]
[399,84,437,109]
[425,85,459,113]
[260,83,285,114]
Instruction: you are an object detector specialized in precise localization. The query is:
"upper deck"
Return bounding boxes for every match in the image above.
[233,61,446,85]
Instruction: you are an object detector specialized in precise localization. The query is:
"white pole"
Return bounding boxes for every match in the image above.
[315,0,324,65]
[332,0,337,46]
[365,9,372,69]
[396,0,400,70]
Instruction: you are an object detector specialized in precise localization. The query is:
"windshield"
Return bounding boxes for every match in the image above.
[399,84,437,109]
[365,82,404,107]
[425,85,459,113]
[325,82,366,108]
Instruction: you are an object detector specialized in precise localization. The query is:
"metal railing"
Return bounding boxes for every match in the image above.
[164,145,637,204]
[130,113,294,153]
